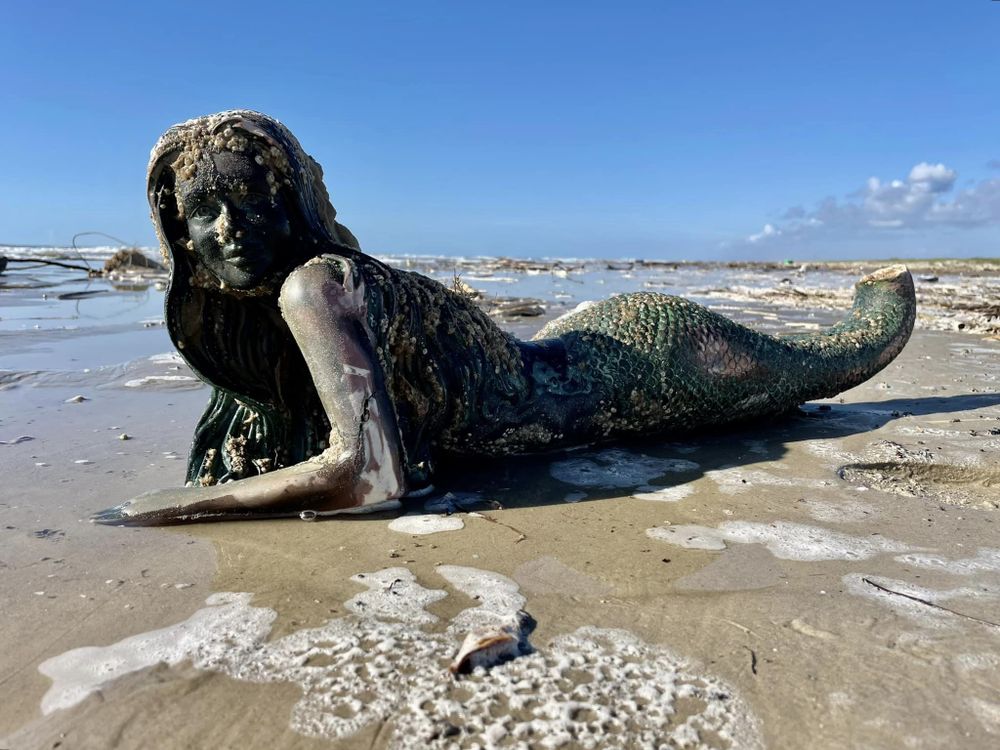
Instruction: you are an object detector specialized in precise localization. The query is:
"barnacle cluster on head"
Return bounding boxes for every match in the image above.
[167,119,295,221]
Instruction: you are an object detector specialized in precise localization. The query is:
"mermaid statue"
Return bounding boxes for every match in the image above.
[93,110,916,524]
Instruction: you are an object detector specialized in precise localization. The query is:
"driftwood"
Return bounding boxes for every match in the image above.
[0,256,95,273]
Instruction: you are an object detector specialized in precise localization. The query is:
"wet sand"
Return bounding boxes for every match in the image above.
[1,255,999,749]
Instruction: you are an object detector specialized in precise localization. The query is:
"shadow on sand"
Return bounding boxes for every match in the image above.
[385,392,1000,516]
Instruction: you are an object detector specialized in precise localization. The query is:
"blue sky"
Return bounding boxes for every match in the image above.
[2,1,998,260]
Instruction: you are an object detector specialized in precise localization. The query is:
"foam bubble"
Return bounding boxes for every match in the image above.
[551,448,699,489]
[896,426,964,438]
[344,568,446,624]
[894,548,1000,576]
[148,352,184,364]
[38,570,762,748]
[969,698,1000,734]
[124,375,199,388]
[705,467,831,495]
[647,525,728,551]
[844,573,1000,628]
[388,514,464,535]
[631,484,695,503]
[392,627,763,749]
[647,521,909,561]
[803,440,857,464]
[38,592,273,715]
[436,566,525,633]
[801,497,875,523]
[953,652,1000,674]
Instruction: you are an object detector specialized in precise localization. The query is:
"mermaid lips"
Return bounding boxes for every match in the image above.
[223,244,254,260]
[223,244,268,269]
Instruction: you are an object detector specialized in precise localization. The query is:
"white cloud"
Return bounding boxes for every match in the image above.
[907,162,956,192]
[746,162,1000,245]
[747,222,781,243]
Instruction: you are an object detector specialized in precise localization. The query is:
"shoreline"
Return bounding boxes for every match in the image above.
[3,242,1000,278]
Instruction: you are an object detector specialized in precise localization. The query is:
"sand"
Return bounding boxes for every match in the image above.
[1,255,999,749]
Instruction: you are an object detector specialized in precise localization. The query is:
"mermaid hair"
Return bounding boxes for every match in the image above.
[147,110,365,484]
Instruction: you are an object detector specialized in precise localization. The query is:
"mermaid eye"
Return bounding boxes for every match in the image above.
[192,204,219,220]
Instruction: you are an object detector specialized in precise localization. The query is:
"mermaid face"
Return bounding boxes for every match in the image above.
[177,150,292,289]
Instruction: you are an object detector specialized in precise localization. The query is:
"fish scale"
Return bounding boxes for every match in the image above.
[511,264,916,449]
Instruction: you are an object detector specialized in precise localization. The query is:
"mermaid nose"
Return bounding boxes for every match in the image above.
[215,207,233,244]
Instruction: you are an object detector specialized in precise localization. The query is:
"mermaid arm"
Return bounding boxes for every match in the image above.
[93,259,406,525]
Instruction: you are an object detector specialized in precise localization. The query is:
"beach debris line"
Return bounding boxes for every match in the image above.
[837,438,1000,509]
[488,298,546,318]
[102,248,164,273]
[450,269,546,317]
[1,249,164,277]
[0,231,165,279]
[0,255,94,273]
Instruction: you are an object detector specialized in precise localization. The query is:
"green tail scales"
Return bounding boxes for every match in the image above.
[524,264,916,444]
[777,264,916,401]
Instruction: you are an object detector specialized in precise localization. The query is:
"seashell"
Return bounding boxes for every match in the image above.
[449,618,527,676]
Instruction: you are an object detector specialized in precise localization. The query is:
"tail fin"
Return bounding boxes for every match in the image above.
[790,264,915,400]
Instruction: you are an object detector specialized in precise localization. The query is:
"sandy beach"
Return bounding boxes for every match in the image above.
[2,252,999,749]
